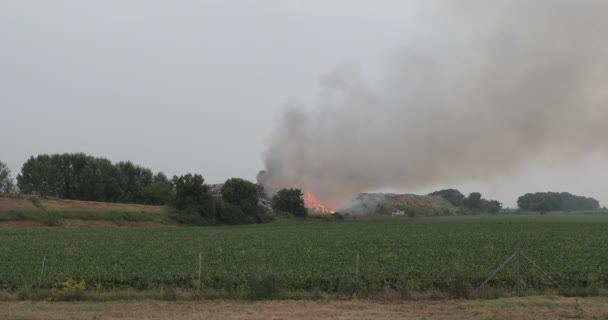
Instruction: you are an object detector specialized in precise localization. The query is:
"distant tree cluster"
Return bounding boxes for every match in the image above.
[429,189,502,214]
[517,192,600,212]
[170,175,272,225]
[429,189,465,207]
[16,153,174,205]
[0,161,16,193]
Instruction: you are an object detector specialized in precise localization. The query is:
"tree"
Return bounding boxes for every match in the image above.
[221,178,259,217]
[485,200,502,214]
[172,174,215,222]
[115,161,153,203]
[17,155,62,196]
[429,189,465,207]
[0,161,15,193]
[463,192,482,210]
[272,188,308,218]
[142,172,175,205]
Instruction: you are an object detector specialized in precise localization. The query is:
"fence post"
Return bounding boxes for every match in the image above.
[516,248,522,296]
[197,252,203,297]
[356,253,360,278]
[37,255,46,290]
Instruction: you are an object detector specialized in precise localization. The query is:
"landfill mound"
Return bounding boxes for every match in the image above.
[341,193,458,216]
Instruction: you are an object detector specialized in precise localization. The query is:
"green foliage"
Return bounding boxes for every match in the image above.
[42,212,62,226]
[170,176,271,226]
[463,192,482,210]
[221,178,259,218]
[168,207,206,226]
[0,161,16,193]
[517,192,600,212]
[429,189,465,207]
[272,189,307,218]
[172,174,215,223]
[16,153,168,205]
[115,161,154,203]
[142,172,175,205]
[215,199,253,225]
[255,205,274,223]
[431,189,502,214]
[3,214,608,295]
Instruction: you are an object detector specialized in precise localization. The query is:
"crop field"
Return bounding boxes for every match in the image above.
[1,214,608,297]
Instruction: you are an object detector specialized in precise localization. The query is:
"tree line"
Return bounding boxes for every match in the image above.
[3,154,603,224]
[517,192,600,212]
[429,189,503,213]
[0,154,309,226]
[169,175,308,226]
[15,153,173,205]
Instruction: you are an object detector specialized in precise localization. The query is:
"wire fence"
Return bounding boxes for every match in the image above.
[16,248,569,299]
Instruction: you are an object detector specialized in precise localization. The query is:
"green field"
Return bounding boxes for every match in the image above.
[1,214,608,298]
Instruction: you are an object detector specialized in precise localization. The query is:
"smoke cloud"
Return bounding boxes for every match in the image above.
[262,0,608,208]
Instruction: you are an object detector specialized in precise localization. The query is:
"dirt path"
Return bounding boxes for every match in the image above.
[2,297,607,320]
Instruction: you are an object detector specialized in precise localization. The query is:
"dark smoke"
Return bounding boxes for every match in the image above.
[262,0,608,208]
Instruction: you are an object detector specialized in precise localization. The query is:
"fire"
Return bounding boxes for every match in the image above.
[304,192,336,214]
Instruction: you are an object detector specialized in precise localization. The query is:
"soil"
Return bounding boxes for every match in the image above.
[1,297,607,320]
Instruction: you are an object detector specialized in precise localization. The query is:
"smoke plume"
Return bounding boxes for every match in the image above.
[262,0,608,208]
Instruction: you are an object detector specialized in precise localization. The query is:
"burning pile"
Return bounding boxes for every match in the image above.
[303,192,335,214]
[257,170,336,214]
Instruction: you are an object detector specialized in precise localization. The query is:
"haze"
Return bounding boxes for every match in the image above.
[1,0,607,207]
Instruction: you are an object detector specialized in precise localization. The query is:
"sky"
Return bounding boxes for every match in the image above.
[1,0,606,207]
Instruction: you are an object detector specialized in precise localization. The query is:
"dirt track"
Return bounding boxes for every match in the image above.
[2,297,607,320]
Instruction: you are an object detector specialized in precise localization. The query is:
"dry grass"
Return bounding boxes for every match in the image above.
[0,198,39,212]
[0,196,169,228]
[1,297,607,320]
[40,199,162,213]
[0,196,162,214]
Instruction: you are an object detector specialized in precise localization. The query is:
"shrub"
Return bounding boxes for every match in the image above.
[221,178,259,217]
[62,278,87,292]
[168,207,207,226]
[247,271,280,300]
[42,212,62,226]
[215,199,253,225]
[272,189,307,218]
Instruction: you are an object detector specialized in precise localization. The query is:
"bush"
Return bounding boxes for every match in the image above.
[215,199,253,225]
[168,207,207,226]
[221,178,259,217]
[247,271,281,300]
[272,189,307,218]
[172,174,215,222]
[446,272,473,299]
[42,212,62,226]
[255,205,274,223]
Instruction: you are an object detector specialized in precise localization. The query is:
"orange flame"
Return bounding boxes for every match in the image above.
[304,192,336,214]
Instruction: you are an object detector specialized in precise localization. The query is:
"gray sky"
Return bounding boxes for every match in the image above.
[1,0,606,207]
